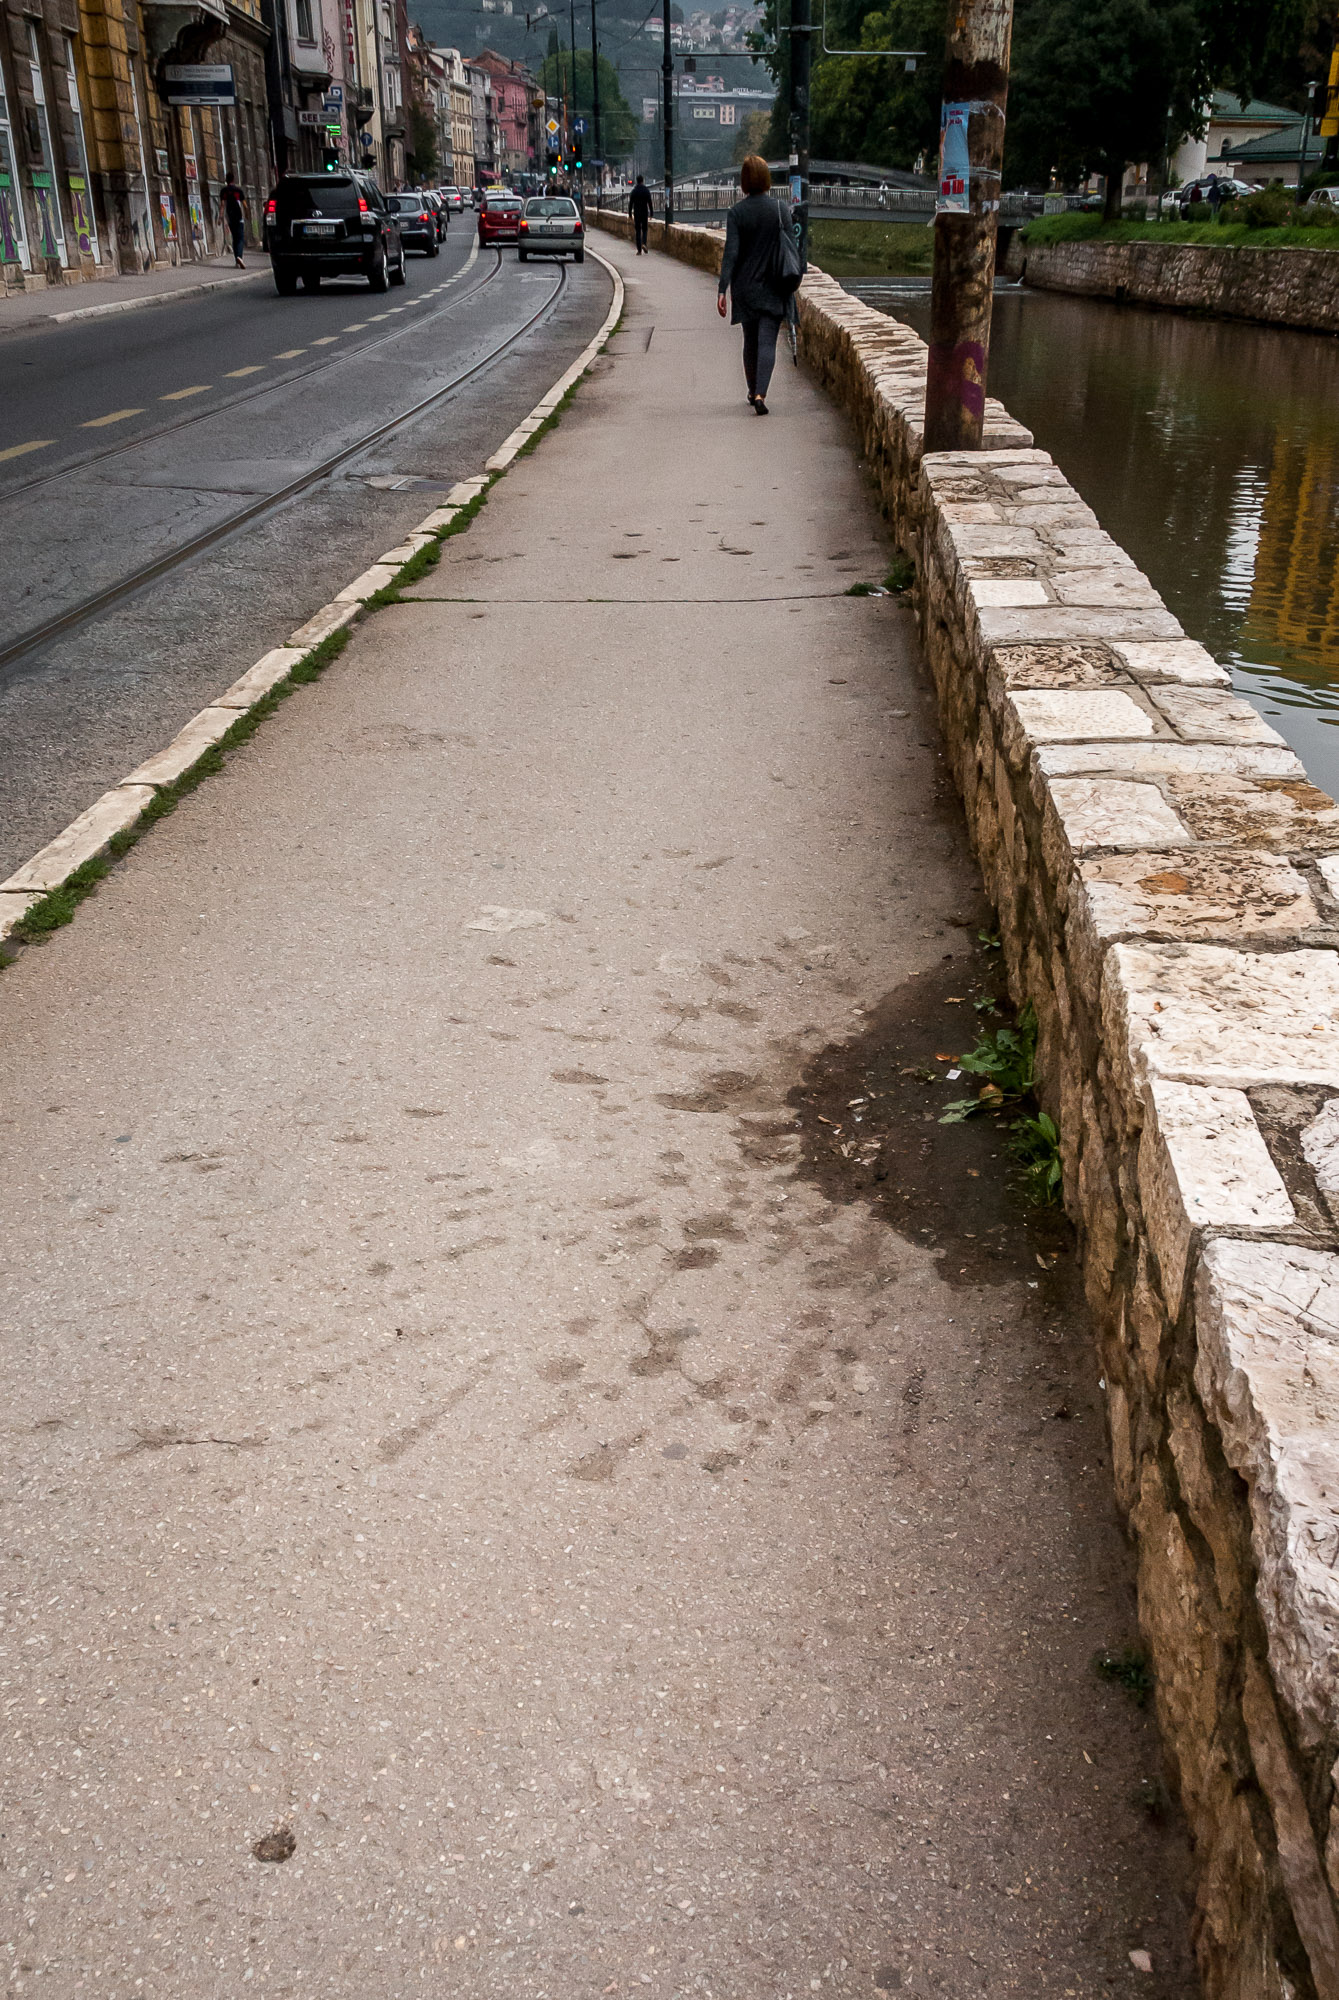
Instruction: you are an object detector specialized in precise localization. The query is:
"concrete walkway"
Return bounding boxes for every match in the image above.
[0,254,264,334]
[0,236,1195,1994]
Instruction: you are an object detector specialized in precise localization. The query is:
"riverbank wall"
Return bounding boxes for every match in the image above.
[595,207,1339,2000]
[1004,230,1339,335]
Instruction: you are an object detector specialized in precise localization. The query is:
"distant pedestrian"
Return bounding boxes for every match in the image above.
[716,154,800,416]
[630,174,653,254]
[219,179,248,266]
[1207,173,1225,218]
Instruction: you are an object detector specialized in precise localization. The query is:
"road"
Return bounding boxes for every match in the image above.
[0,229,612,878]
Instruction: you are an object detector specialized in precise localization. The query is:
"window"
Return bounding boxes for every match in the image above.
[63,38,100,262]
[0,62,30,269]
[26,23,67,265]
[294,0,315,40]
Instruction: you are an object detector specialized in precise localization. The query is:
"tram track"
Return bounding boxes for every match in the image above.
[0,257,568,681]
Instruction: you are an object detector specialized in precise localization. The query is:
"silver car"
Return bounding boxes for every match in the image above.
[518,195,585,263]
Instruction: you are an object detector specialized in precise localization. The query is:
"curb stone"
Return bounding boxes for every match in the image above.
[0,247,623,951]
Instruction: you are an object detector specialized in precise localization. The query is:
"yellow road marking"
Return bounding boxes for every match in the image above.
[310,335,339,345]
[366,313,389,322]
[161,385,210,401]
[81,408,145,428]
[0,439,53,462]
[274,348,306,359]
[343,321,368,330]
[225,364,265,378]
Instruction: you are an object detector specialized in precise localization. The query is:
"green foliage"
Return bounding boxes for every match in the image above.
[537,49,638,162]
[807,218,934,275]
[1005,0,1204,199]
[1094,1646,1154,1707]
[1237,183,1298,228]
[1010,1112,1062,1205]
[1022,211,1339,251]
[406,101,439,182]
[885,553,915,592]
[940,1001,1037,1123]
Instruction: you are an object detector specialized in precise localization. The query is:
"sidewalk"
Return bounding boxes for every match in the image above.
[0,253,264,334]
[0,235,1195,1994]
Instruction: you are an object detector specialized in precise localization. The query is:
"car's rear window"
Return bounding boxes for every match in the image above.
[526,199,577,217]
[485,197,521,211]
[278,176,362,218]
[389,195,429,211]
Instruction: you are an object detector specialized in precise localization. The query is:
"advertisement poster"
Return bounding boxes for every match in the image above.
[67,172,96,256]
[937,100,969,212]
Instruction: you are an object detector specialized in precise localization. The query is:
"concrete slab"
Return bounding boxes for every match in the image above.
[0,231,1195,1997]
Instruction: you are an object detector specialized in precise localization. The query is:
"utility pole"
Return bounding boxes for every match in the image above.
[787,0,811,263]
[590,0,601,194]
[569,0,579,198]
[662,0,673,225]
[922,0,1014,453]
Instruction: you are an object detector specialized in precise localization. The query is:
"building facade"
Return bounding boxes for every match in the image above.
[465,56,492,186]
[473,48,534,180]
[2,0,274,296]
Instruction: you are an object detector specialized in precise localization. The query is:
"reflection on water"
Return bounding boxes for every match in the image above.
[846,278,1339,796]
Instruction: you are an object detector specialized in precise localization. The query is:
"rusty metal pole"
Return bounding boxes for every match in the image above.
[922,0,1013,453]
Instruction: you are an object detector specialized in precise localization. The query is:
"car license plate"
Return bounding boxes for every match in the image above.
[304,221,337,235]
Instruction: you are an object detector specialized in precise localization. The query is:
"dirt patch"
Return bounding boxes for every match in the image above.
[786,954,1072,1290]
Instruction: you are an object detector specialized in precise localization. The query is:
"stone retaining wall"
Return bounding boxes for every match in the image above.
[1005,232,1339,335]
[595,209,1339,2000]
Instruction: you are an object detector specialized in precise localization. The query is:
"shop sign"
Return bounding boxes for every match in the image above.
[163,63,236,106]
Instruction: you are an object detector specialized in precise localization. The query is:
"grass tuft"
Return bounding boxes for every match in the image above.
[1094,1645,1154,1708]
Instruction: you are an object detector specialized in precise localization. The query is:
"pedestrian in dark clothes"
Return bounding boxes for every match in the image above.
[716,154,793,415]
[630,174,653,254]
[219,180,249,266]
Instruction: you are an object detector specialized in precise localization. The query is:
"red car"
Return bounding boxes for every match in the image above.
[478,193,523,246]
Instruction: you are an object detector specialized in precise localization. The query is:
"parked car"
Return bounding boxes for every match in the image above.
[421,190,448,241]
[518,194,585,263]
[1306,184,1339,209]
[1174,175,1258,217]
[479,192,523,246]
[440,186,466,213]
[387,192,440,255]
[264,169,405,294]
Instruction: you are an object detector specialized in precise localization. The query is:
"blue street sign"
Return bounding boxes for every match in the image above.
[573,116,587,133]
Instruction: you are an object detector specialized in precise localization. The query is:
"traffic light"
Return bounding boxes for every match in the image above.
[322,147,340,170]
[572,141,583,168]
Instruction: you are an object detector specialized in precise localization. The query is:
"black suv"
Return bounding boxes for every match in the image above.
[264,169,406,294]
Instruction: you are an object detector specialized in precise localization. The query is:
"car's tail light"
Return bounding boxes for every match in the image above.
[573,219,583,232]
[519,218,528,231]
[358,196,369,214]
[420,210,431,222]
[265,197,276,218]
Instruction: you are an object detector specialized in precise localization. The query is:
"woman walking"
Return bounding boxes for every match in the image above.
[716,155,798,415]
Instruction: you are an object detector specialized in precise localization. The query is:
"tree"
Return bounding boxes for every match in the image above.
[406,100,440,181]
[731,107,771,162]
[1005,0,1204,213]
[537,48,640,161]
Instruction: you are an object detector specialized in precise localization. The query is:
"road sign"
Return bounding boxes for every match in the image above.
[163,62,235,106]
[573,116,586,133]
[324,83,344,103]
[545,116,559,135]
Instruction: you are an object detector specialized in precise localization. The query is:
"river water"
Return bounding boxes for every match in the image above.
[847,277,1339,799]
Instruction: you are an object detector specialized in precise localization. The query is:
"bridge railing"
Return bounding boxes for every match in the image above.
[600,182,1043,220]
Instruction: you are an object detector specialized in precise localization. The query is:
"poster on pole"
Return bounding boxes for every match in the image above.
[937,100,969,211]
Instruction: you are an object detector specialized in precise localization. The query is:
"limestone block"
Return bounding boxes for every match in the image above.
[1007,502,1101,529]
[1072,850,1318,967]
[969,578,1050,608]
[1138,1080,1294,1315]
[1050,571,1166,609]
[288,600,359,648]
[1044,779,1194,866]
[0,891,40,942]
[122,707,237,788]
[1166,1385,1246,1623]
[1151,686,1288,748]
[943,525,1048,560]
[1167,775,1339,853]
[334,563,400,604]
[1319,856,1339,905]
[1037,741,1305,782]
[975,605,1184,647]
[217,647,305,709]
[992,642,1124,689]
[1110,639,1230,688]
[1010,688,1156,744]
[1105,942,1339,1098]
[0,786,156,896]
[1239,1650,1339,1996]
[1196,1241,1339,1751]
[1300,1099,1339,1197]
